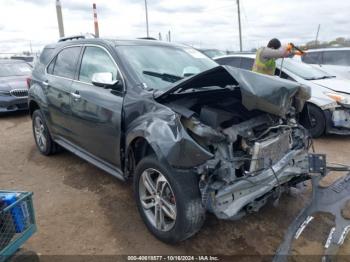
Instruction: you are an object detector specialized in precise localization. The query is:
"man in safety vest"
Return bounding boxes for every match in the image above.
[252,38,295,75]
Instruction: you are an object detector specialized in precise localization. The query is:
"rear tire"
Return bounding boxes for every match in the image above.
[32,109,58,155]
[134,155,205,243]
[306,104,326,138]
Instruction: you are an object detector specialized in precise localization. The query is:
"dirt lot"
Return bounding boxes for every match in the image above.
[1,112,350,258]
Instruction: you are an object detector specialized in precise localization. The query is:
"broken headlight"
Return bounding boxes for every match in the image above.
[324,92,350,105]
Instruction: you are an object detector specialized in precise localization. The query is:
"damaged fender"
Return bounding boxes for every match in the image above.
[125,103,213,169]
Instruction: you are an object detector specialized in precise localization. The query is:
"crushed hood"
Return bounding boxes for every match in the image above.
[154,66,311,117]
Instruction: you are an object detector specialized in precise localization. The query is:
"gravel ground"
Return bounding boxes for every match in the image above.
[1,112,350,258]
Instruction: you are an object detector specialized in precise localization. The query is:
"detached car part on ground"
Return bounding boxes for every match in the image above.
[216,54,350,138]
[0,60,32,113]
[29,39,311,243]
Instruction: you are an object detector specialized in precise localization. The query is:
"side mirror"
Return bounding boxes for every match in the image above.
[91,72,121,90]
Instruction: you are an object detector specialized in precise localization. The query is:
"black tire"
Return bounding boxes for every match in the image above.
[306,104,326,138]
[134,155,205,243]
[32,109,58,155]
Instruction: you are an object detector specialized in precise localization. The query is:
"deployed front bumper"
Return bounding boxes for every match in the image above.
[210,149,309,219]
[0,95,28,112]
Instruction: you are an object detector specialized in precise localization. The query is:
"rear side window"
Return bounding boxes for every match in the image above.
[79,46,118,83]
[323,51,350,66]
[240,58,254,70]
[48,46,81,79]
[216,57,241,68]
[302,52,322,64]
[39,48,55,65]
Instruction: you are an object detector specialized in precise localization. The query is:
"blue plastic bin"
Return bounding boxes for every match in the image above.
[0,191,36,261]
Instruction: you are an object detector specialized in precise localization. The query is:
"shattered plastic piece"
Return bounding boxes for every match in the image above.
[325,227,336,249]
[295,216,314,239]
[274,172,350,261]
[338,225,350,245]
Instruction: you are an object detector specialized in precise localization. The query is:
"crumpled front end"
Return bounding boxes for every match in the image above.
[182,112,310,219]
[154,66,311,219]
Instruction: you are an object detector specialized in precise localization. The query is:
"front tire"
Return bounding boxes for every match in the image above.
[32,109,58,155]
[134,156,205,243]
[306,104,326,138]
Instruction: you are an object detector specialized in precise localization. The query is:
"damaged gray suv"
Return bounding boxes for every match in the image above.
[29,38,311,243]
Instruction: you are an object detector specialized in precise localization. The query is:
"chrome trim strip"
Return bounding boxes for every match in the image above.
[45,43,126,90]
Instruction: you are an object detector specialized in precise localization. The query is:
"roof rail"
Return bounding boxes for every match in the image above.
[137,37,157,40]
[58,34,96,42]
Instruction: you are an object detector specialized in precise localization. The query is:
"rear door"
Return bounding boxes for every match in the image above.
[70,45,124,167]
[45,46,82,139]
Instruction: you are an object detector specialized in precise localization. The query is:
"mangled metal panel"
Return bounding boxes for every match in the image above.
[155,66,311,118]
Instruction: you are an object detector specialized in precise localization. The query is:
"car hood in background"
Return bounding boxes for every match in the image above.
[310,78,350,95]
[155,66,311,118]
[0,76,28,92]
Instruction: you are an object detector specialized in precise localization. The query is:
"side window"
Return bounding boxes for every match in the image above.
[302,52,321,64]
[79,46,119,84]
[50,47,81,79]
[275,69,293,80]
[240,58,254,70]
[47,57,56,74]
[39,48,55,65]
[323,51,350,66]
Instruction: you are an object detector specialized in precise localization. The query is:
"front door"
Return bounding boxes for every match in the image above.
[70,45,124,167]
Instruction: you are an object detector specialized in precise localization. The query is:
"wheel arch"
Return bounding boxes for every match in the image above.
[125,136,159,178]
[29,100,40,118]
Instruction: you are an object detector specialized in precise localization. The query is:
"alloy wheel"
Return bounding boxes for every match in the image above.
[34,116,47,152]
[139,168,177,232]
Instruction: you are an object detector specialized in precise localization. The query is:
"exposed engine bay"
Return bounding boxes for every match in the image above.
[165,88,310,219]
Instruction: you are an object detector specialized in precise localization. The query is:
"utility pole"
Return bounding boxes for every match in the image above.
[236,0,242,52]
[144,0,149,37]
[56,0,65,38]
[315,24,320,48]
[93,3,100,38]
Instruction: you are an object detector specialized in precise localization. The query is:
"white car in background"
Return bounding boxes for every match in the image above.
[300,48,350,80]
[215,54,350,137]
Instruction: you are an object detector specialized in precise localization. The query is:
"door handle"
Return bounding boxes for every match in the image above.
[71,91,81,101]
[42,80,49,87]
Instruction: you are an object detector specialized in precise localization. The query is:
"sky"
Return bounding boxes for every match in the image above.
[0,0,349,54]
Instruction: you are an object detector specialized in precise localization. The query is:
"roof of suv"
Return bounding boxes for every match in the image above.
[44,38,186,50]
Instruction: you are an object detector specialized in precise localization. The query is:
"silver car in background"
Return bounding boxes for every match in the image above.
[300,48,350,80]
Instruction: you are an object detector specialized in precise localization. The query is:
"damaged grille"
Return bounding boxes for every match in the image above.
[249,131,291,172]
[10,89,28,97]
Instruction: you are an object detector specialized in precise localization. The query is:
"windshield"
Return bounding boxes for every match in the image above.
[277,59,334,80]
[0,63,32,77]
[118,45,218,90]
